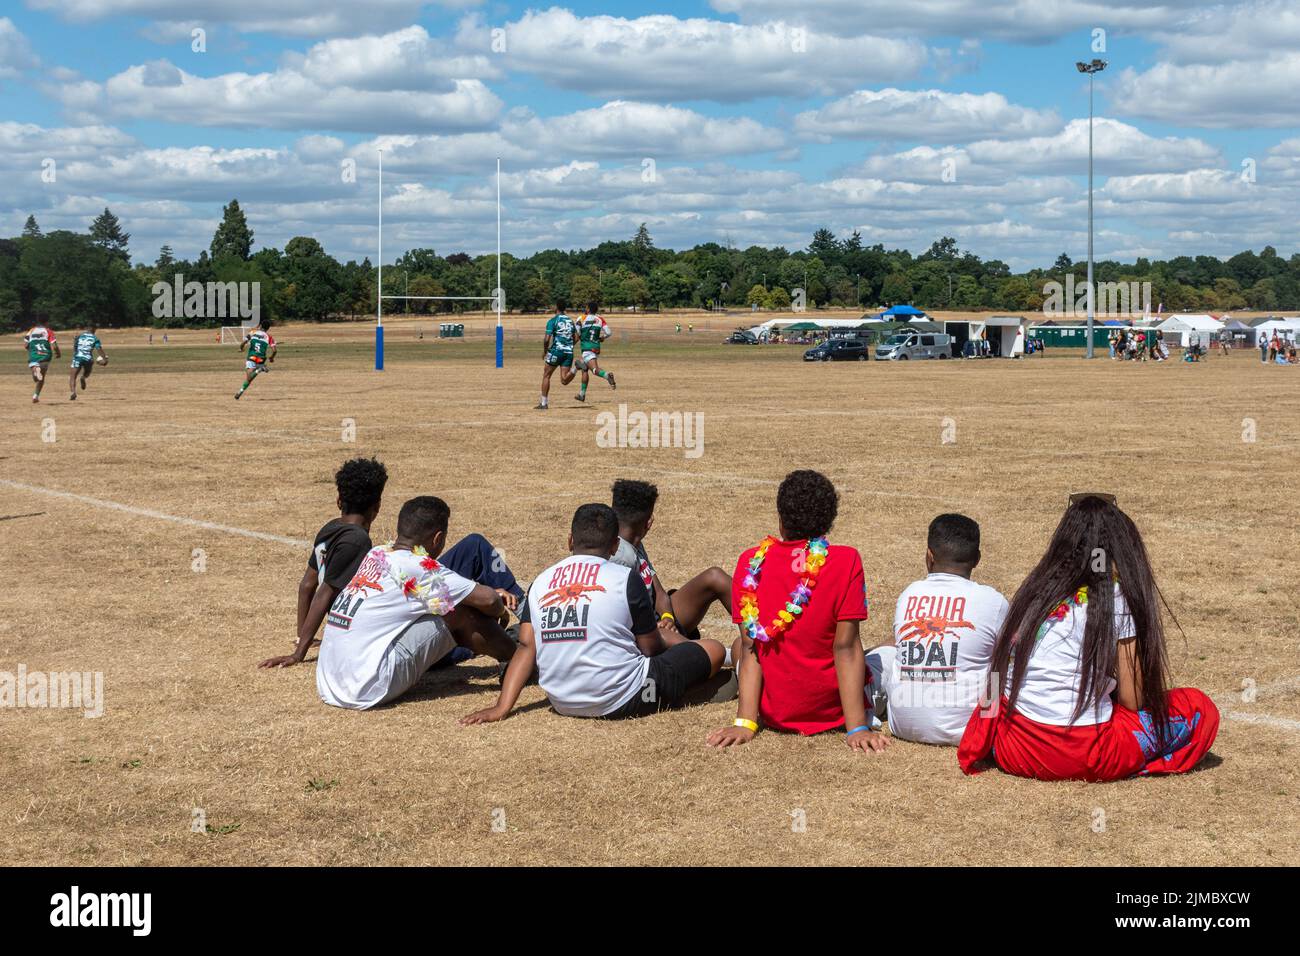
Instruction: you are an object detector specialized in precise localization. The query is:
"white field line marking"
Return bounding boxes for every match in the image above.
[0,479,310,548]
[1218,673,1300,734]
[1225,711,1300,731]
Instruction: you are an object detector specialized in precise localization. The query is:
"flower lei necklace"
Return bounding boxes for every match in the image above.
[384,543,452,610]
[738,536,829,643]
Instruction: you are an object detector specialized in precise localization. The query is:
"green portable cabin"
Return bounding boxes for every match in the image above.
[1029,324,1111,349]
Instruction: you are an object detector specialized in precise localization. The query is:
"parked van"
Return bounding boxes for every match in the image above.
[875,331,954,360]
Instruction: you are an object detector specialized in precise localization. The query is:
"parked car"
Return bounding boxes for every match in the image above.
[804,337,870,362]
[875,332,953,360]
[725,330,759,345]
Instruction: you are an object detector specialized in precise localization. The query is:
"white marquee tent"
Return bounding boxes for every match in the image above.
[1155,313,1223,347]
[1252,318,1300,344]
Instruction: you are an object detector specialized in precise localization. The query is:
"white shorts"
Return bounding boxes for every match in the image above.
[246,360,268,373]
[578,350,599,368]
[29,360,49,369]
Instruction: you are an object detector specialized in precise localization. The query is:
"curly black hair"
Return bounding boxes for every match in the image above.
[611,479,658,525]
[776,470,838,539]
[335,457,388,515]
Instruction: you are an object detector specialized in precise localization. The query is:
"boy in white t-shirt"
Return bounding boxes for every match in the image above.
[460,504,726,724]
[867,513,1008,745]
[316,496,518,710]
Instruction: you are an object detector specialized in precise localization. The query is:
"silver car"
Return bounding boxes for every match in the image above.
[875,332,954,360]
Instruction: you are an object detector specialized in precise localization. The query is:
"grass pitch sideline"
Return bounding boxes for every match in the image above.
[1,323,1297,865]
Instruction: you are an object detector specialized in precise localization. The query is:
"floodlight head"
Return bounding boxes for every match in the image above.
[1076,61,1088,72]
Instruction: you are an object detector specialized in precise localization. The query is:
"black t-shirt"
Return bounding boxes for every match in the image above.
[519,565,657,636]
[307,519,372,590]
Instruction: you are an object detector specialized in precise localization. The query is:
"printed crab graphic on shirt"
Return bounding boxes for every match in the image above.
[536,561,606,643]
[897,593,976,682]
[327,548,390,630]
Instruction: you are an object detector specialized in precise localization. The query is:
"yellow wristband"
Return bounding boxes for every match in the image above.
[659,612,676,623]
[733,718,759,733]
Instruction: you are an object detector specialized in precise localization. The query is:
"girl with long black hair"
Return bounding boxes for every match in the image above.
[958,495,1219,781]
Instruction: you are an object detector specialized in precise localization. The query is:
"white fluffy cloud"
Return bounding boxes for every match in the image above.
[794,88,1059,143]
[26,0,478,38]
[1112,54,1300,128]
[56,28,504,133]
[470,9,924,101]
[709,0,1219,43]
[510,101,784,158]
[0,18,39,79]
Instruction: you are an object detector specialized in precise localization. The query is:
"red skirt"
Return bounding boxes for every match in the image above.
[957,688,1220,782]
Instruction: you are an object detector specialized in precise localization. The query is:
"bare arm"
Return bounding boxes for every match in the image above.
[707,627,764,747]
[260,574,335,668]
[459,582,507,621]
[634,627,668,657]
[1114,637,1143,711]
[833,620,888,752]
[295,569,317,634]
[460,622,537,724]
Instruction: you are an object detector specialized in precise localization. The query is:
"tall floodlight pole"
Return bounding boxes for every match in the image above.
[495,157,503,369]
[376,147,384,371]
[1076,58,1107,358]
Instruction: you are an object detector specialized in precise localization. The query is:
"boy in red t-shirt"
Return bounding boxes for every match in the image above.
[707,470,888,752]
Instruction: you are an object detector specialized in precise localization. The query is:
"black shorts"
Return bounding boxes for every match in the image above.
[603,641,712,719]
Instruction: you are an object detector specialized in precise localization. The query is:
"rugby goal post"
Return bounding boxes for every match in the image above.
[375,152,503,370]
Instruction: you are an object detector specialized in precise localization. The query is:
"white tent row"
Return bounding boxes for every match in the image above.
[1154,313,1223,347]
[1252,318,1300,343]
[750,317,861,331]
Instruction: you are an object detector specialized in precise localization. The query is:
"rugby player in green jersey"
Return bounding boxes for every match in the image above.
[574,302,617,402]
[23,325,60,404]
[68,325,107,401]
[536,301,578,410]
[235,319,277,399]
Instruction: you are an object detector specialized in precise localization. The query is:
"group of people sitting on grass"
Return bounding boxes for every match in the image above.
[259,458,1220,783]
[1108,328,1169,362]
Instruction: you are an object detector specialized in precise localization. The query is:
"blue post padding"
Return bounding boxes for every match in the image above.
[375,325,384,370]
[495,325,504,368]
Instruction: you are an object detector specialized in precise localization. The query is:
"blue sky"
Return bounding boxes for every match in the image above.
[2,1,1298,269]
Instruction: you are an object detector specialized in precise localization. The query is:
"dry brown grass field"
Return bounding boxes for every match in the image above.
[2,316,1297,866]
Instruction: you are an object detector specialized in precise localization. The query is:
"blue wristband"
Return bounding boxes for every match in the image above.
[846,725,871,736]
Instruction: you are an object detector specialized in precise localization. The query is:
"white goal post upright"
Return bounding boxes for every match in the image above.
[495,157,503,369]
[220,318,256,344]
[375,152,505,370]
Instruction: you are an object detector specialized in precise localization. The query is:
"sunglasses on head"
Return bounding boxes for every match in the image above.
[1068,492,1117,506]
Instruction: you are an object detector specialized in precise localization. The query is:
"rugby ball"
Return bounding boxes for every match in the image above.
[95,355,107,365]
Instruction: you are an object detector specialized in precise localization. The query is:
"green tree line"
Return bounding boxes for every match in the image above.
[4,203,1299,331]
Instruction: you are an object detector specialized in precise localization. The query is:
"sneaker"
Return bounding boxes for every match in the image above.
[607,372,617,390]
[430,645,475,670]
[69,393,77,401]
[574,392,586,402]
[534,402,548,410]
[234,391,242,400]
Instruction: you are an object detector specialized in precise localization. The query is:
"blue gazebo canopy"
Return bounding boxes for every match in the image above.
[878,304,926,318]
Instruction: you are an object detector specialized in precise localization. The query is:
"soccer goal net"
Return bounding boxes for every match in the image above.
[220,321,256,344]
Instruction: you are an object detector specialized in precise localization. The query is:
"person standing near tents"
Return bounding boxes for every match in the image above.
[1260,331,1269,364]
[1269,333,1281,364]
